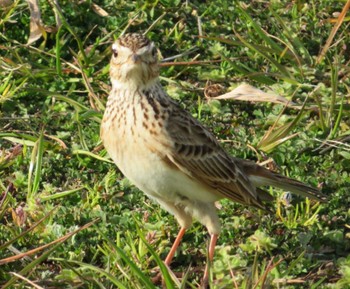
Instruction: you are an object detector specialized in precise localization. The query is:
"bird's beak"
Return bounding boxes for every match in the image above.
[131,54,141,64]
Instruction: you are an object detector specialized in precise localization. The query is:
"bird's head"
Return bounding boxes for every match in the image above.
[110,33,159,89]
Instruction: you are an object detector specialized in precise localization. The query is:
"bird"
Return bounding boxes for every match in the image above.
[100,33,327,286]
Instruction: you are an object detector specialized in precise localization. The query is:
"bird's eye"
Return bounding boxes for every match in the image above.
[111,45,118,58]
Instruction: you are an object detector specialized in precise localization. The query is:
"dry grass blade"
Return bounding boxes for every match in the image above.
[273,278,306,285]
[317,0,350,64]
[144,12,166,35]
[10,272,44,289]
[160,59,222,67]
[314,136,350,154]
[44,134,67,149]
[75,56,104,111]
[160,47,199,62]
[48,0,62,27]
[0,219,99,265]
[210,83,298,108]
[253,257,284,288]
[0,183,13,213]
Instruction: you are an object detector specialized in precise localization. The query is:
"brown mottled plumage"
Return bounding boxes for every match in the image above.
[117,33,151,51]
[100,33,327,286]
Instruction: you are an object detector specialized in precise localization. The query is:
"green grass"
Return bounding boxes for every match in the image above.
[1,0,350,288]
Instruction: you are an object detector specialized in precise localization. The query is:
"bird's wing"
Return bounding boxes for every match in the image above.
[164,102,267,208]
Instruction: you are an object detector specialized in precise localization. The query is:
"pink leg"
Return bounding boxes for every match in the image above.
[202,234,218,286]
[164,227,186,266]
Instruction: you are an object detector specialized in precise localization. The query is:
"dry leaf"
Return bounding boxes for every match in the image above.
[11,206,27,227]
[211,83,297,107]
[91,3,109,17]
[26,0,63,44]
[204,81,225,98]
[26,0,44,44]
[0,0,13,8]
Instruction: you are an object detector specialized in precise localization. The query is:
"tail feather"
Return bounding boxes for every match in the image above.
[254,173,327,202]
[237,158,327,202]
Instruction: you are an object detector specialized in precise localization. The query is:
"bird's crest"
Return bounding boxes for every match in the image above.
[117,33,150,52]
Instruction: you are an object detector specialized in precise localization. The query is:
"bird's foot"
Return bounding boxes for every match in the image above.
[151,272,163,285]
[199,276,210,289]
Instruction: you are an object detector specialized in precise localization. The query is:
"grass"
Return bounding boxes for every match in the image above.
[1,0,350,288]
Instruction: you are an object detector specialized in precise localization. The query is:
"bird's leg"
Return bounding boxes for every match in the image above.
[151,227,186,285]
[202,234,218,287]
[164,227,186,265]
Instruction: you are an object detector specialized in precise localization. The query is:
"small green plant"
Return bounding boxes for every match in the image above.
[336,256,350,288]
[276,196,323,229]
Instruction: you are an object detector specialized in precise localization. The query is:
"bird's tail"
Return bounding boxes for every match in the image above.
[237,159,327,202]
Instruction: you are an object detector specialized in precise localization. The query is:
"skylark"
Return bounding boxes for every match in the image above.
[100,33,327,285]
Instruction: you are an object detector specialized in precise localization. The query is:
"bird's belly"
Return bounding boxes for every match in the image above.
[128,152,219,203]
[102,129,219,204]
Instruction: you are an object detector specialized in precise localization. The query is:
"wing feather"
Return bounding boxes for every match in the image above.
[164,102,265,208]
